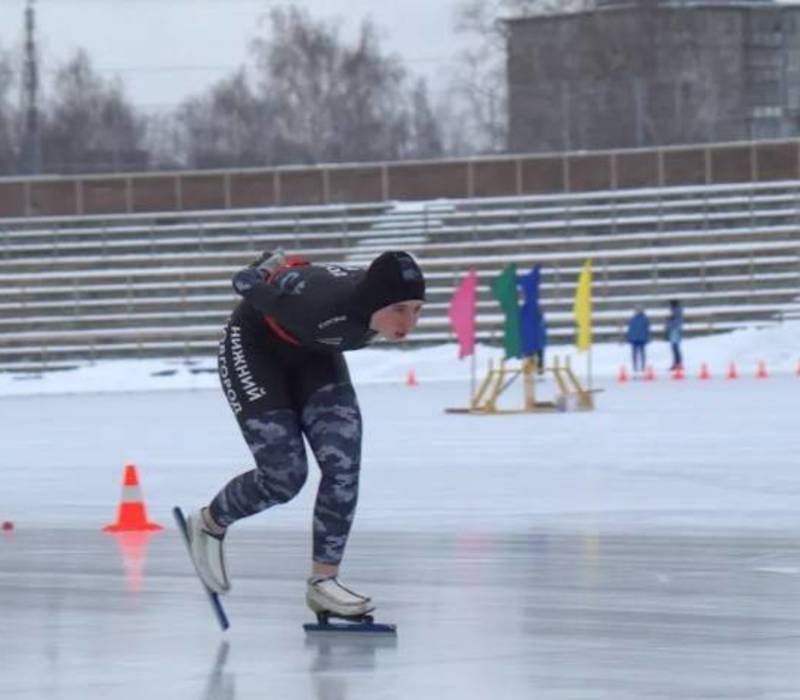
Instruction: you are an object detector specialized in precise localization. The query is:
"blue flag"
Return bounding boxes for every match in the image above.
[517,266,544,356]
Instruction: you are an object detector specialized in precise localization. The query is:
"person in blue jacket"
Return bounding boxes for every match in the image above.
[626,306,651,375]
[664,299,684,370]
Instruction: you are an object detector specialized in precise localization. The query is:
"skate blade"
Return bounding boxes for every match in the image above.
[303,620,396,634]
[173,506,230,631]
[304,611,395,634]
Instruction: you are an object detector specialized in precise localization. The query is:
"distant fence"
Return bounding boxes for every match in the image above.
[1,139,800,219]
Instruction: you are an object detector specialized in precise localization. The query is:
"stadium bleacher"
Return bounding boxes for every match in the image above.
[1,179,798,372]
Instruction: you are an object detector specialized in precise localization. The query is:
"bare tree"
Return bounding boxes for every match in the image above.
[141,111,183,171]
[175,70,270,169]
[0,47,20,174]
[168,7,443,168]
[450,0,578,154]
[41,49,147,173]
[248,6,441,164]
[406,78,444,159]
[4,7,446,175]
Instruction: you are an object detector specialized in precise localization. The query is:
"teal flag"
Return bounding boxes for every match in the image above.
[491,264,522,359]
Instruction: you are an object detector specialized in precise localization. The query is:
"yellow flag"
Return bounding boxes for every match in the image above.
[573,260,592,351]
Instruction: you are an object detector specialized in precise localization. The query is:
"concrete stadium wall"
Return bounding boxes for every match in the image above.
[1,139,799,219]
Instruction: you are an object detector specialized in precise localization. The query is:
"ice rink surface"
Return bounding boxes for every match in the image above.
[2,375,800,699]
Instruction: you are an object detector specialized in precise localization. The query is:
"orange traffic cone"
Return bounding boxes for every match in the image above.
[406,369,418,387]
[644,365,656,382]
[103,464,163,532]
[617,365,629,383]
[727,362,739,380]
[698,363,711,380]
[756,360,768,380]
[795,359,800,377]
[672,365,685,381]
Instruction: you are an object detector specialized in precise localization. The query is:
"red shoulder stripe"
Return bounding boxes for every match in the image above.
[263,316,301,346]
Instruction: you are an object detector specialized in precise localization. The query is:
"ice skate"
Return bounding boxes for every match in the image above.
[186,508,231,594]
[173,507,230,630]
[304,576,395,634]
[306,575,373,617]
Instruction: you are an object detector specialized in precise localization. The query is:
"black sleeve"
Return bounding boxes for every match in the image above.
[239,279,283,315]
[237,266,362,346]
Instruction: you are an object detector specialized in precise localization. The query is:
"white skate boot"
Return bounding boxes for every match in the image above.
[186,508,230,594]
[306,576,374,618]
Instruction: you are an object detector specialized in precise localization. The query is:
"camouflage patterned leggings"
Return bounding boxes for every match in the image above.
[210,325,362,565]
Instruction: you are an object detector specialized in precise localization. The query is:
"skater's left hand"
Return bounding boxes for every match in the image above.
[252,249,286,276]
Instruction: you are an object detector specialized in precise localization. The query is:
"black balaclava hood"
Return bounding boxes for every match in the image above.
[353,251,426,318]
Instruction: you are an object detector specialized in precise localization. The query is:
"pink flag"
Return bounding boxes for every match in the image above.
[448,268,478,359]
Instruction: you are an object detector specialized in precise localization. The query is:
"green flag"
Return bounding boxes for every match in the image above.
[491,263,522,359]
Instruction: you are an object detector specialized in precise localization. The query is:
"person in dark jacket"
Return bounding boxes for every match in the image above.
[664,299,684,370]
[185,250,425,620]
[625,306,651,374]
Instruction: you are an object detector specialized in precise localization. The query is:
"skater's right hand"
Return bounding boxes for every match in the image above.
[233,250,287,296]
[232,266,264,295]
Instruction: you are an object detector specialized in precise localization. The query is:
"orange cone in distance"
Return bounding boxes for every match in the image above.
[756,360,768,380]
[727,362,739,380]
[617,366,629,383]
[103,464,163,533]
[698,363,711,380]
[672,365,685,381]
[406,369,418,387]
[643,365,656,382]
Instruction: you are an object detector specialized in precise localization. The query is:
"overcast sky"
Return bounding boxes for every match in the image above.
[0,0,467,111]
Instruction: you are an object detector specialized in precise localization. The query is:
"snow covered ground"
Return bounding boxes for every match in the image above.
[1,322,799,698]
[1,320,799,398]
